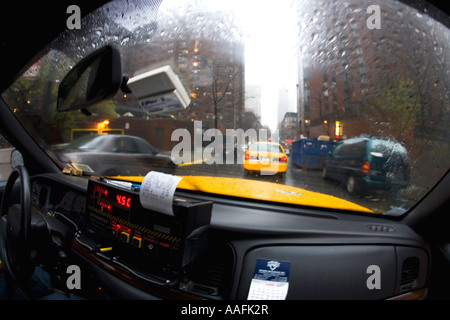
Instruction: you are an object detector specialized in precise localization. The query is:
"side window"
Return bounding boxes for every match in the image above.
[0,134,13,181]
[331,143,343,157]
[339,144,353,156]
[119,137,139,153]
[135,139,156,154]
[350,141,366,157]
[339,141,365,157]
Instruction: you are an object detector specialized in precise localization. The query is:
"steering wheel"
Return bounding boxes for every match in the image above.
[0,165,34,285]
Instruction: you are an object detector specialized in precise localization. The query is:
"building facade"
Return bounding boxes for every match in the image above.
[295,0,450,149]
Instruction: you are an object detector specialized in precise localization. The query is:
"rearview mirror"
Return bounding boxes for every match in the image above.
[57,45,122,113]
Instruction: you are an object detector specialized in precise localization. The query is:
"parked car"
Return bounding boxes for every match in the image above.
[322,136,410,194]
[58,134,176,176]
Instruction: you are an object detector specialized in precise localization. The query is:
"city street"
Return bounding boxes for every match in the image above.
[0,147,413,215]
[175,155,414,215]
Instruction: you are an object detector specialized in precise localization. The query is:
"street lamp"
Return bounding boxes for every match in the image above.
[97,120,110,134]
[335,120,342,139]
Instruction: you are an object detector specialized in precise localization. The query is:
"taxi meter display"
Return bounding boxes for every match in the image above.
[83,176,212,277]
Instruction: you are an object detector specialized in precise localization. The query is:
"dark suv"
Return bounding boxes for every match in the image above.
[322,136,410,195]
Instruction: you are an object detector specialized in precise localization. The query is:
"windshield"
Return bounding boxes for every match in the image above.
[250,143,284,153]
[2,0,449,215]
[62,135,108,151]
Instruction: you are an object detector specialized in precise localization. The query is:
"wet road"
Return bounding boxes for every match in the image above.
[175,155,413,215]
[0,148,419,215]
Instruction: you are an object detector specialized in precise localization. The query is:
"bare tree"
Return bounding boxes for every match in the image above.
[192,56,244,130]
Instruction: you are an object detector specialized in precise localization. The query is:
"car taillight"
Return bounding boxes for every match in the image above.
[280,156,287,162]
[245,152,250,160]
[361,161,371,175]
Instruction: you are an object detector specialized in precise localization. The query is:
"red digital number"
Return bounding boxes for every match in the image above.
[116,194,123,206]
[116,194,131,208]
[94,185,108,198]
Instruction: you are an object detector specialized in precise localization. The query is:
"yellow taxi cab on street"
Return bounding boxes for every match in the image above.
[244,141,288,175]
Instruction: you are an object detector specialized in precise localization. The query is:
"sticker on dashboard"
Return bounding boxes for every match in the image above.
[247,258,291,300]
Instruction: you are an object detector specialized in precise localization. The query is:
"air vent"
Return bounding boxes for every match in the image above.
[188,242,234,298]
[400,257,419,292]
[366,224,395,232]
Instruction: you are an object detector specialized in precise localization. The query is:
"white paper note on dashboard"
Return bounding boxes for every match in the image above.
[139,171,183,215]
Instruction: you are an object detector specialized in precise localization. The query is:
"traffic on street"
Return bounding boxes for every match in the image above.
[174,152,413,215]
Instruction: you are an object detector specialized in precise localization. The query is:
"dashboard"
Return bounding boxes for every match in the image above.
[30,173,429,300]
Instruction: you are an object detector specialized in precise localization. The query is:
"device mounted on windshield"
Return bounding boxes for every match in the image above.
[127,65,191,115]
[57,45,190,116]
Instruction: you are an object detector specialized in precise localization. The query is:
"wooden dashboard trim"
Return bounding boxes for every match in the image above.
[387,288,427,300]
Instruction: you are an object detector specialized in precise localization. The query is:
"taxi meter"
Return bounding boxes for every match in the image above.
[81,176,212,278]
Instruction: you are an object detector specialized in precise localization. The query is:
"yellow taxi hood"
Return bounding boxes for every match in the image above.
[111,175,374,214]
